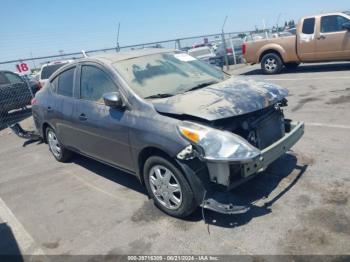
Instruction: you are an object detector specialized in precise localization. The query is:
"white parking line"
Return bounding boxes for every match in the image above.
[265,76,350,81]
[307,122,350,130]
[0,197,45,255]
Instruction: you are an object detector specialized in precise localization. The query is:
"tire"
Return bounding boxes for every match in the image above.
[46,127,72,162]
[285,62,300,70]
[261,53,283,74]
[143,156,197,218]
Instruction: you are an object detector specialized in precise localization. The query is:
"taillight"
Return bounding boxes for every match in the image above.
[226,48,233,54]
[31,98,37,105]
[241,43,247,55]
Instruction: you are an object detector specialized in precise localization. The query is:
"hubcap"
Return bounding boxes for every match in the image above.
[265,58,277,72]
[149,165,182,210]
[47,130,61,158]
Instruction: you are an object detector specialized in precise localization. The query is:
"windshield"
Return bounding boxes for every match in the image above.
[41,63,67,80]
[113,52,226,98]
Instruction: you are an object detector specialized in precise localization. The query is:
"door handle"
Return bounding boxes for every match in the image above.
[47,106,53,112]
[79,113,88,121]
[317,35,326,40]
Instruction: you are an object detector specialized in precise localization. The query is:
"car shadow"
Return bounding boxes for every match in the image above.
[23,140,306,228]
[0,223,24,261]
[184,152,307,228]
[71,154,147,196]
[241,62,350,76]
[71,151,305,229]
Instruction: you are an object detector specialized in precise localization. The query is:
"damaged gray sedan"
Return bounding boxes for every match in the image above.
[32,49,304,218]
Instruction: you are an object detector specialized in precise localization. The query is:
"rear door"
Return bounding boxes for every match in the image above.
[315,15,350,60]
[297,17,317,61]
[73,63,133,171]
[52,67,78,148]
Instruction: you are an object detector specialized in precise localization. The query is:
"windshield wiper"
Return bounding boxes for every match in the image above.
[145,93,174,99]
[186,81,218,92]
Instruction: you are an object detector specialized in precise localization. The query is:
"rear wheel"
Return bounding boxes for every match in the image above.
[143,156,197,218]
[46,127,72,162]
[261,53,283,74]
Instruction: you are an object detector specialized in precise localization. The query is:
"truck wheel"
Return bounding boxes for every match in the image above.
[143,156,197,218]
[285,62,300,70]
[261,53,283,74]
[46,127,72,162]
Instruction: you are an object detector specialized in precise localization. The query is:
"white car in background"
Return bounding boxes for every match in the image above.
[187,46,216,64]
[38,60,72,86]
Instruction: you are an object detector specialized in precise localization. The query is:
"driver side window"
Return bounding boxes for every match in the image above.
[80,65,117,103]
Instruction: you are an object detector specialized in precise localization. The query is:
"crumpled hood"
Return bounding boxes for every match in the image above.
[151,77,289,121]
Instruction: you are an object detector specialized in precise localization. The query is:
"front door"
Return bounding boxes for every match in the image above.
[315,15,350,61]
[298,17,317,62]
[73,64,134,171]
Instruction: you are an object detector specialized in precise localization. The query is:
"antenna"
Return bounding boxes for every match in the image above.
[81,50,88,58]
[222,15,228,33]
[116,22,121,52]
[276,13,282,32]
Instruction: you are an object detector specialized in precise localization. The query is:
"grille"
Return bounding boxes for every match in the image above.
[256,111,284,149]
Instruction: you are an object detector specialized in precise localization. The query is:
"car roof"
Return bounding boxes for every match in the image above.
[188,46,211,51]
[91,48,176,64]
[303,12,349,19]
[47,48,178,81]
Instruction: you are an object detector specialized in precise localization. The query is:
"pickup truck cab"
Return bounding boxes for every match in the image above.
[243,12,350,74]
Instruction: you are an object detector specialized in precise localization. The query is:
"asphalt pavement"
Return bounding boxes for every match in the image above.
[0,62,350,256]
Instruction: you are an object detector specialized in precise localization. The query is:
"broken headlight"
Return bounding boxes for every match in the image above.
[177,121,260,162]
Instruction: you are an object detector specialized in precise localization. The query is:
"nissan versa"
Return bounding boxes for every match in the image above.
[32,49,304,218]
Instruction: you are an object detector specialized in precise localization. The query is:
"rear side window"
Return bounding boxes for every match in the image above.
[41,63,67,80]
[80,65,117,103]
[57,68,75,97]
[302,18,315,34]
[321,15,350,33]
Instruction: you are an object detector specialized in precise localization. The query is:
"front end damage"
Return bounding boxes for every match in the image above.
[176,107,305,215]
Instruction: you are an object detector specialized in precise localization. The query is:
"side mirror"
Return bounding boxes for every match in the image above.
[103,92,124,108]
[342,22,350,31]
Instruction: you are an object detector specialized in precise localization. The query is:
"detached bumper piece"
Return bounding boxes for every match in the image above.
[202,196,249,215]
[9,123,41,140]
[206,121,305,189]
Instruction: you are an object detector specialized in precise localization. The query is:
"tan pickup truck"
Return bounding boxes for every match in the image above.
[243,12,350,74]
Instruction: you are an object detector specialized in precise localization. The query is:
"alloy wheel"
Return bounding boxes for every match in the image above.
[264,58,277,72]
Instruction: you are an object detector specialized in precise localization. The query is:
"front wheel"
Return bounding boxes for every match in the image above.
[261,53,283,74]
[143,156,197,218]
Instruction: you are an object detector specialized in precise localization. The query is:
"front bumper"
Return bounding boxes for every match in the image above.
[206,121,305,189]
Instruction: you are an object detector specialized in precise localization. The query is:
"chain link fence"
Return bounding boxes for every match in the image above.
[0,72,39,132]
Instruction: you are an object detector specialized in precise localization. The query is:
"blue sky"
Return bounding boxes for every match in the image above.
[1,0,349,62]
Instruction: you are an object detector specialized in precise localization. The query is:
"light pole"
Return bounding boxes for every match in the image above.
[221,15,229,71]
[116,22,121,52]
